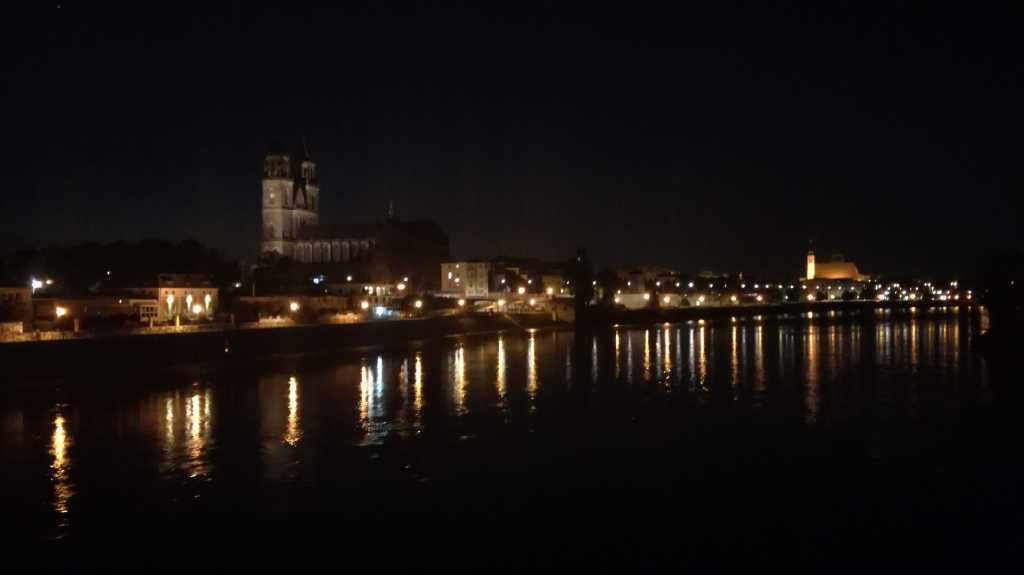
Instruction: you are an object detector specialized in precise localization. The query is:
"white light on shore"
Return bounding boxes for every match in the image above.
[414,300,423,309]
[360,300,369,310]
[289,301,300,312]
[55,306,67,318]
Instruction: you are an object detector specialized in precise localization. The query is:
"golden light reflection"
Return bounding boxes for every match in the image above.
[414,352,424,418]
[643,329,651,381]
[51,410,73,521]
[183,390,210,477]
[730,325,739,388]
[527,333,538,397]
[454,344,467,413]
[496,338,506,401]
[358,356,387,443]
[654,329,662,380]
[663,325,672,380]
[284,376,300,446]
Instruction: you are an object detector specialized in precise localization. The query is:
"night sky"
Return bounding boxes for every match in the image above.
[4,2,1020,278]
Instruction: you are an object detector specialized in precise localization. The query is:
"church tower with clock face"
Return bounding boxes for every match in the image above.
[261,143,319,259]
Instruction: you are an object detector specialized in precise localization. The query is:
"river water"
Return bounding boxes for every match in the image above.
[2,308,1019,567]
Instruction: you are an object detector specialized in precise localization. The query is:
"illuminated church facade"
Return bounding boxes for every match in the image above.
[259,145,449,287]
[804,249,869,282]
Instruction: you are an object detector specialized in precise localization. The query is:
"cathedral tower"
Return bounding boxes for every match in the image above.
[261,143,320,259]
[261,148,293,257]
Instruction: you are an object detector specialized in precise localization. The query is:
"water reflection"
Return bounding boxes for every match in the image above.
[414,352,424,418]
[160,387,213,478]
[643,329,652,381]
[51,409,73,528]
[453,344,467,414]
[805,325,820,424]
[662,325,673,384]
[730,325,739,389]
[614,331,621,380]
[284,376,300,446]
[1,314,996,539]
[527,332,538,397]
[754,324,765,391]
[360,357,387,443]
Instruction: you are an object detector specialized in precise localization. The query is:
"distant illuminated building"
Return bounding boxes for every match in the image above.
[802,248,871,297]
[804,249,868,282]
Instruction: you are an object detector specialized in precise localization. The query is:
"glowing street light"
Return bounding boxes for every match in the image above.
[687,282,694,288]
[529,298,537,306]
[756,295,763,302]
[360,300,370,310]
[414,300,423,309]
[517,286,526,295]
[643,293,650,301]
[192,304,204,314]
[289,301,300,312]
[397,283,406,291]
[346,275,353,282]
[497,299,506,307]
[55,306,67,318]
[730,295,738,303]
[546,287,554,296]
[662,295,670,304]
[807,294,815,302]
[30,278,43,292]
[457,299,466,307]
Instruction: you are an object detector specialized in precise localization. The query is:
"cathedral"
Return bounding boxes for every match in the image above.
[260,144,449,287]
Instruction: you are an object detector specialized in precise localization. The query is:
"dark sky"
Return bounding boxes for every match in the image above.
[4,1,1020,278]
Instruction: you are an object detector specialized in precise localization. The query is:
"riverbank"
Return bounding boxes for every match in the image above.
[0,313,563,382]
[0,300,982,382]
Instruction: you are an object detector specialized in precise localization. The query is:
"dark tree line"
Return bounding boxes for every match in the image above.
[1,239,240,293]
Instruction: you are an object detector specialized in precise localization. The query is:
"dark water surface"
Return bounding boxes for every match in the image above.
[3,309,1021,569]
